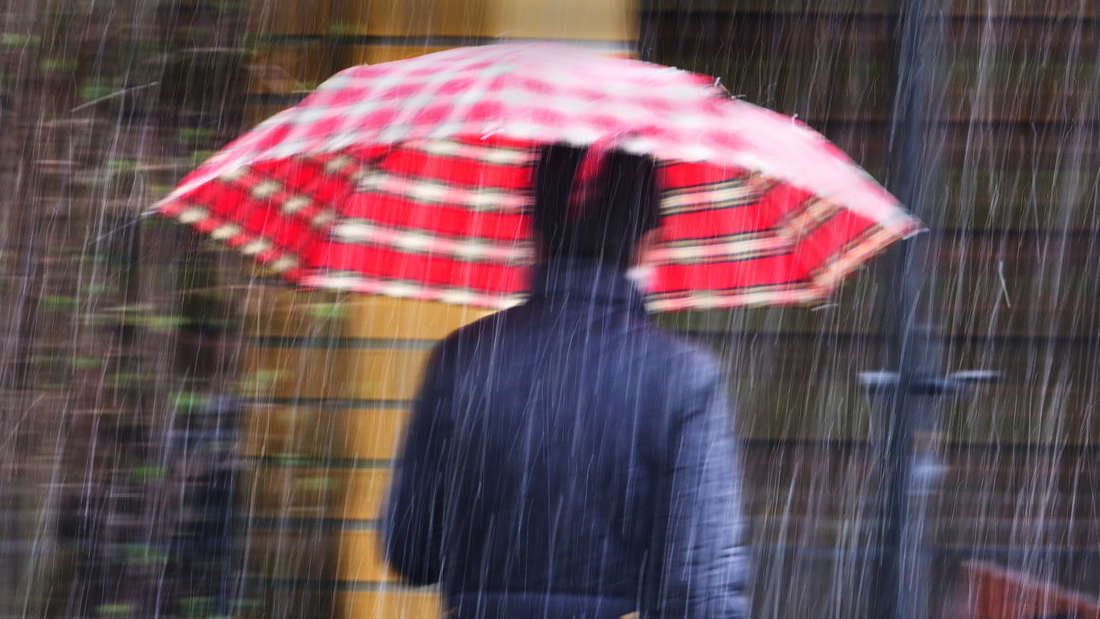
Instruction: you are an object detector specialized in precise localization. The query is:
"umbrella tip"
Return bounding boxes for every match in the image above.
[902,227,929,240]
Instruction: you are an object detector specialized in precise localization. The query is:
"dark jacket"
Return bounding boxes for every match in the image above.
[383,260,750,618]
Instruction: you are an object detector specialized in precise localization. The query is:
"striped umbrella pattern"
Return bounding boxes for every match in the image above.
[155,43,922,310]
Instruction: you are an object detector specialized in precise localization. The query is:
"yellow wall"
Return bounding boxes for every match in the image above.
[241,2,638,616]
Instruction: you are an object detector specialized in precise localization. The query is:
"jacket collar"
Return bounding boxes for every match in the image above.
[529,259,648,316]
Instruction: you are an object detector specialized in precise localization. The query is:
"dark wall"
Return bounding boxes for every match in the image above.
[642,2,1099,616]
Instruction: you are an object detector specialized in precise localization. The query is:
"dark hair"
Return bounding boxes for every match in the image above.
[533,143,661,269]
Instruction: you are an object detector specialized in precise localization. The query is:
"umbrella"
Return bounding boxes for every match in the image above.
[153,43,922,310]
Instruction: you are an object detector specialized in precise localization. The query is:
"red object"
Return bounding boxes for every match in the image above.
[960,561,1100,619]
[155,43,922,310]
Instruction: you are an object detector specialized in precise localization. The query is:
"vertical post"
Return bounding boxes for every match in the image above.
[875,1,935,618]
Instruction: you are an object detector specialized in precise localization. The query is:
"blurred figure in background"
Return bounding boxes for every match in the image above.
[383,143,750,618]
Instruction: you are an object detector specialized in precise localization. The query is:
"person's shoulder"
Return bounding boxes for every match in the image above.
[641,323,723,376]
[428,305,528,360]
[632,323,726,403]
[439,305,520,343]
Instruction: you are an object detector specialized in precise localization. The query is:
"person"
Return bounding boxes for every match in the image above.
[382,143,750,618]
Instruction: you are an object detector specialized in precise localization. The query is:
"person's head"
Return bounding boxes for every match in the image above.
[533,143,661,270]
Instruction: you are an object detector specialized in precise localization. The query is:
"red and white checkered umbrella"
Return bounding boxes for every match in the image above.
[154,43,921,311]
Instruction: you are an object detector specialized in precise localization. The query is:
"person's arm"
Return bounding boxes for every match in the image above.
[650,363,750,618]
[381,346,453,586]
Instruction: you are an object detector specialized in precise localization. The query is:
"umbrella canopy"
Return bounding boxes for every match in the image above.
[154,43,921,311]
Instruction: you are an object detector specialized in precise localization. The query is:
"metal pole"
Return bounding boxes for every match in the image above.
[876,1,933,618]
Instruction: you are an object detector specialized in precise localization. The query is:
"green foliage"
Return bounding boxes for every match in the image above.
[106,159,139,173]
[235,369,287,394]
[189,150,218,167]
[129,466,168,484]
[177,127,218,147]
[308,302,347,321]
[140,314,190,331]
[80,82,118,102]
[39,58,78,73]
[172,391,208,413]
[85,284,112,297]
[268,454,315,468]
[122,543,168,566]
[41,296,78,312]
[71,357,101,370]
[179,596,215,617]
[229,598,262,613]
[94,603,135,617]
[1,32,41,48]
[326,21,360,37]
[297,475,335,492]
[107,372,145,390]
[176,0,248,11]
[103,304,190,331]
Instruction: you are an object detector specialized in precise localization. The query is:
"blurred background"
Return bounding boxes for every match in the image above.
[0,1,1096,617]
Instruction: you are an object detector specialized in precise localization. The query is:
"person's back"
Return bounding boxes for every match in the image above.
[383,145,750,618]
